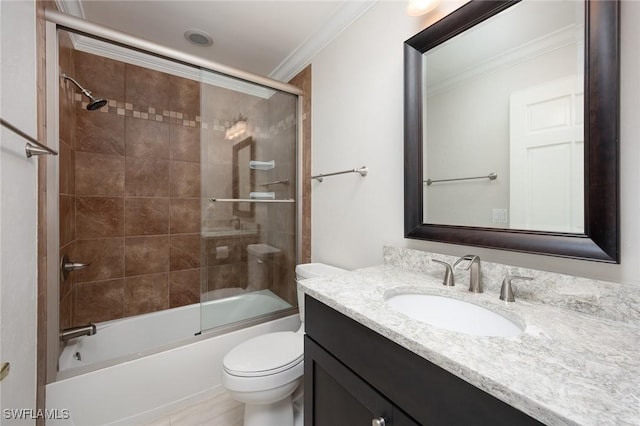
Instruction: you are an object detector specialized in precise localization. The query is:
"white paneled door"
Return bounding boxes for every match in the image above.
[509,75,584,233]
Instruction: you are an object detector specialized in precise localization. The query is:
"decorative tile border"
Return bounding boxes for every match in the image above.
[73,95,297,139]
[74,93,199,127]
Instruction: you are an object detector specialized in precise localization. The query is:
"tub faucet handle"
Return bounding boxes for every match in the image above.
[431,259,454,286]
[499,276,534,302]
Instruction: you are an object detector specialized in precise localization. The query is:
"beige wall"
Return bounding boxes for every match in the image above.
[1,0,39,417]
[311,0,640,285]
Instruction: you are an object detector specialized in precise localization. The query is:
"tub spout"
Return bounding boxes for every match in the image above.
[60,323,97,342]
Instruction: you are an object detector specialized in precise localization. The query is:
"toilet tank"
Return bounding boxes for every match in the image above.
[247,244,282,291]
[295,263,346,323]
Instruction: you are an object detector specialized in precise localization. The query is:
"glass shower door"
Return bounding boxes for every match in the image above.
[199,70,298,332]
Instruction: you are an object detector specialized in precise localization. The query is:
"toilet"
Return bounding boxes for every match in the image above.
[222,262,346,426]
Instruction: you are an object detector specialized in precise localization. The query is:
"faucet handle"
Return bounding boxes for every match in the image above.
[453,254,479,270]
[431,259,455,286]
[499,276,533,302]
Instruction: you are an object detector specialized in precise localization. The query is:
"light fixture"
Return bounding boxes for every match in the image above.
[407,0,441,16]
[184,29,214,47]
[225,115,248,140]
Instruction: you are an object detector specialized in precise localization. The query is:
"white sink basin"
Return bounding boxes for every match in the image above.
[385,293,523,337]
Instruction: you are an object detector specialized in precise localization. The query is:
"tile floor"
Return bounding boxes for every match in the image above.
[145,391,243,426]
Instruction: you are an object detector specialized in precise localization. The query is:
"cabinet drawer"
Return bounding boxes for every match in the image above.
[305,336,419,426]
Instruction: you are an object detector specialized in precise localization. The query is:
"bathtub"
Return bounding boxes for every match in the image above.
[47,290,299,425]
[59,289,292,373]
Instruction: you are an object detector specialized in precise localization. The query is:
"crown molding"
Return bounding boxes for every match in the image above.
[53,0,375,93]
[427,24,584,97]
[72,35,275,99]
[52,0,274,98]
[269,0,377,82]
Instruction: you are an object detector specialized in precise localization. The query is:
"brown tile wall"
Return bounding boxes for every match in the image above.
[252,89,298,305]
[204,235,258,297]
[199,82,299,306]
[288,66,312,265]
[58,30,77,332]
[59,50,204,327]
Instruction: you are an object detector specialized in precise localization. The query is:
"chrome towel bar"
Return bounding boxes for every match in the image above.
[209,198,295,203]
[1,118,58,158]
[312,166,368,182]
[425,172,497,186]
[259,179,290,186]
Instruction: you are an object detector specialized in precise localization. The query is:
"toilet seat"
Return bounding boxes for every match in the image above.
[223,331,303,378]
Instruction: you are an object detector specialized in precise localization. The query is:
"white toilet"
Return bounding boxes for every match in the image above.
[222,262,346,426]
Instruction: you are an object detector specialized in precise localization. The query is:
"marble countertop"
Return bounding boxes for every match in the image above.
[298,265,640,426]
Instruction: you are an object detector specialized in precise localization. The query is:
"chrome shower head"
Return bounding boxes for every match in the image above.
[86,97,108,111]
[62,74,107,111]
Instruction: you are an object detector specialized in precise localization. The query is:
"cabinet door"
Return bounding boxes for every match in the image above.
[305,336,418,426]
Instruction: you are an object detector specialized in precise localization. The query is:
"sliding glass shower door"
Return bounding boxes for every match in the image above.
[199,70,298,332]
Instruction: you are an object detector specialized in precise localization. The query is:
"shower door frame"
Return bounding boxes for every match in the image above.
[44,10,305,383]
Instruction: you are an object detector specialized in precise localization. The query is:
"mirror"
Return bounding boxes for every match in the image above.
[232,137,254,217]
[404,0,620,262]
[424,1,584,232]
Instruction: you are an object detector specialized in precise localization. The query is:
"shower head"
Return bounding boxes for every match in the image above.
[86,97,108,111]
[62,74,108,111]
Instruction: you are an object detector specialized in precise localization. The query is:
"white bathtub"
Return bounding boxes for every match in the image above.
[47,290,299,425]
[59,289,292,373]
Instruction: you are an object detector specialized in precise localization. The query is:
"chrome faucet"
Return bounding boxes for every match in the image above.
[230,217,241,229]
[60,323,97,342]
[454,255,483,293]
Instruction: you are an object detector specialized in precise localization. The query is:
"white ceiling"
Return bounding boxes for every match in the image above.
[57,0,376,82]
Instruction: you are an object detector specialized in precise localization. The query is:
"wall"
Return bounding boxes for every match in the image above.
[311,0,640,286]
[0,0,38,419]
[289,65,312,265]
[59,47,204,327]
[58,30,77,332]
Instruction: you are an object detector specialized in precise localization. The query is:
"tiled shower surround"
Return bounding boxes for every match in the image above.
[58,37,298,329]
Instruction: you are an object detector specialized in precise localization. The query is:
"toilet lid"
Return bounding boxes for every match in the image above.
[223,332,303,377]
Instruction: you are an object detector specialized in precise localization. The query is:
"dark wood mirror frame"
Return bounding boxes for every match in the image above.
[404,0,620,263]
[232,136,255,218]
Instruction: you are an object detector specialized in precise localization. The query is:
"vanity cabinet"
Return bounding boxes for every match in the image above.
[305,337,418,426]
[304,296,543,426]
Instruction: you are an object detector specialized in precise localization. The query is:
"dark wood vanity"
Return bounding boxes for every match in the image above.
[304,296,543,425]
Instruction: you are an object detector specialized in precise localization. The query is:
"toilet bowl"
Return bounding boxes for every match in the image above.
[222,262,346,426]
